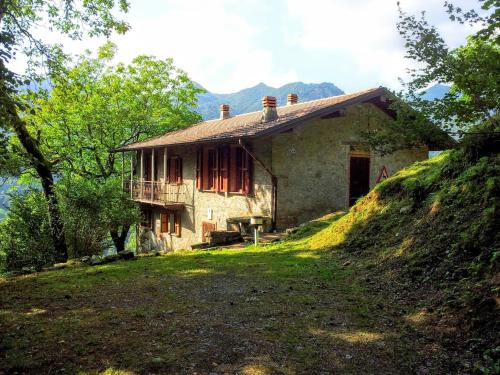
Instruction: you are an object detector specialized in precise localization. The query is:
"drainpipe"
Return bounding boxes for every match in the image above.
[238,138,278,231]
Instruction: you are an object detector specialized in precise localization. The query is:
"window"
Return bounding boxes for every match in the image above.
[160,211,182,236]
[197,144,252,194]
[231,146,250,193]
[167,156,182,184]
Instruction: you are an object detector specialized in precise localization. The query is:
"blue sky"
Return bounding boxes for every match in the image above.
[20,0,481,93]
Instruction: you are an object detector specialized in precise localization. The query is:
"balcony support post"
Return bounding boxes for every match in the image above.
[121,152,125,190]
[140,149,144,199]
[163,147,167,202]
[151,148,155,203]
[130,152,133,199]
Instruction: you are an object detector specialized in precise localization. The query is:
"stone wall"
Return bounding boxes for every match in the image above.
[271,103,428,228]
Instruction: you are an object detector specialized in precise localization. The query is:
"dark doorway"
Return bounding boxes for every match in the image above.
[349,156,370,206]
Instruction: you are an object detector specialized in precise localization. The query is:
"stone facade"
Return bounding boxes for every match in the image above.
[136,102,427,252]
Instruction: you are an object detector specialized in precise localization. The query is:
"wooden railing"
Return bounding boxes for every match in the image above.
[123,181,186,204]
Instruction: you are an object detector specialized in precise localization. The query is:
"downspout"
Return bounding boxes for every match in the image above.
[238,138,278,231]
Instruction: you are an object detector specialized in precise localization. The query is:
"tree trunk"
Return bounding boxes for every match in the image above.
[110,225,130,253]
[2,86,68,263]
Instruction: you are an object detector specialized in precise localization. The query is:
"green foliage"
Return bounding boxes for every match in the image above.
[0,189,55,271]
[25,46,202,181]
[58,177,140,258]
[365,1,499,153]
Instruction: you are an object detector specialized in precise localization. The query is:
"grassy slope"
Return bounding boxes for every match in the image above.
[307,150,500,373]
[0,150,498,374]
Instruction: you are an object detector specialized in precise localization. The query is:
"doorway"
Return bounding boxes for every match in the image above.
[349,156,370,206]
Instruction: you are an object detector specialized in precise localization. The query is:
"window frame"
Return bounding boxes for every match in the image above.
[160,210,182,236]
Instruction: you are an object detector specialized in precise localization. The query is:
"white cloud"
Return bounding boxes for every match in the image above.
[285,0,480,90]
[110,0,297,92]
[8,0,483,93]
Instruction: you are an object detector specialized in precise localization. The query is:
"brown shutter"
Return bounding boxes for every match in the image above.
[160,213,168,233]
[202,148,210,190]
[174,212,181,236]
[196,149,202,190]
[218,146,229,192]
[229,145,238,192]
[176,158,183,184]
[243,149,252,194]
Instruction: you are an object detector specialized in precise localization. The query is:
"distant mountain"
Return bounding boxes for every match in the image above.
[196,82,345,120]
[421,84,451,100]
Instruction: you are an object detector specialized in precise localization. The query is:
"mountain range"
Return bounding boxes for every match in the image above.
[195,82,344,120]
[195,82,451,120]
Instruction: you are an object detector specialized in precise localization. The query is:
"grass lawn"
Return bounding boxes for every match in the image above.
[1,214,424,374]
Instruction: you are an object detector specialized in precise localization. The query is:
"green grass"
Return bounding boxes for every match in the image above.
[0,212,419,374]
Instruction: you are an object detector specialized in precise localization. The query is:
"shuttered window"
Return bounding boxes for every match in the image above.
[160,211,182,236]
[197,145,252,194]
[167,156,182,184]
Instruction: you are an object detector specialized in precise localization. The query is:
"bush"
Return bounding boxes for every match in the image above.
[0,189,56,271]
[58,177,139,258]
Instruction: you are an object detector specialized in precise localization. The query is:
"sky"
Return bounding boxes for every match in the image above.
[15,0,482,94]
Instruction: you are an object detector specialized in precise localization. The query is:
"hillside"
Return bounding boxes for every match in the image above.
[196,82,344,119]
[303,148,500,372]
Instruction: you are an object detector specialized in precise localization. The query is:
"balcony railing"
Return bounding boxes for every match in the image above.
[123,181,186,204]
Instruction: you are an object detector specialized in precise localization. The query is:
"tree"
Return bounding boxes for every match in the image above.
[25,45,202,252]
[0,1,129,262]
[364,1,499,154]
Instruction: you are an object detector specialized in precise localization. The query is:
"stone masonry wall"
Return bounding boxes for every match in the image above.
[272,103,428,228]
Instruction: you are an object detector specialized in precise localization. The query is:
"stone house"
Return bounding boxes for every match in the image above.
[116,87,447,252]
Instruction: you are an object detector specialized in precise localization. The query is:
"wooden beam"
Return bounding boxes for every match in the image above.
[130,152,133,199]
[163,147,167,183]
[151,148,155,203]
[140,149,144,199]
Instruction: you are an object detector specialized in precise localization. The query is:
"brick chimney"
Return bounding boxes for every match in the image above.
[220,104,230,120]
[261,96,278,122]
[287,93,298,105]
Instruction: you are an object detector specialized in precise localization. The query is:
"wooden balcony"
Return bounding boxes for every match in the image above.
[124,181,186,208]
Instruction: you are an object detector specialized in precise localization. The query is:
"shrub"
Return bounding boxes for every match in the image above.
[0,189,55,271]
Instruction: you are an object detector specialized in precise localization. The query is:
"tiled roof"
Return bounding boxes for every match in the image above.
[117,87,386,151]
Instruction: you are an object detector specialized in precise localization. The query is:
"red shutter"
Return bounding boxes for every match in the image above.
[218,146,229,192]
[202,148,210,190]
[196,149,202,190]
[168,157,177,184]
[229,145,238,192]
[213,149,220,192]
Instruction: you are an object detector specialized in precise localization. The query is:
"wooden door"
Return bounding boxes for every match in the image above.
[202,221,216,242]
[349,156,370,206]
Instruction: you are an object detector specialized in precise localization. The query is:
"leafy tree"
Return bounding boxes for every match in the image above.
[24,45,202,252]
[365,0,499,154]
[0,1,130,262]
